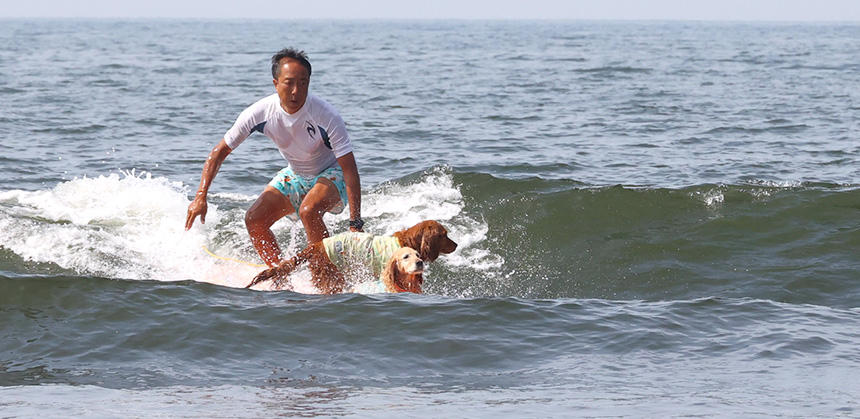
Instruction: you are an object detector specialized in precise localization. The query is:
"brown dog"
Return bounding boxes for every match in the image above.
[246,220,457,293]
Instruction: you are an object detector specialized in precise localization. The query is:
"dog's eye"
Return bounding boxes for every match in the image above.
[403,254,410,259]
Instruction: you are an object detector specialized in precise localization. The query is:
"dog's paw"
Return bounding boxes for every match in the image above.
[246,267,279,288]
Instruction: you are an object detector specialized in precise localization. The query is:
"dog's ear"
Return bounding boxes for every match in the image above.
[420,227,443,262]
[395,221,432,251]
[380,254,398,288]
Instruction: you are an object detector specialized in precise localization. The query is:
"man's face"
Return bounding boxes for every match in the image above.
[273,58,310,114]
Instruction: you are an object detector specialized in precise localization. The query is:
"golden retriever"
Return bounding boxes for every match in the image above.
[246,220,456,293]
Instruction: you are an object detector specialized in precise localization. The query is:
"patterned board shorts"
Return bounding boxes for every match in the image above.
[267,165,348,220]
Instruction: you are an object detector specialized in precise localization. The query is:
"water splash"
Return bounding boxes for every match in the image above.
[0,168,496,294]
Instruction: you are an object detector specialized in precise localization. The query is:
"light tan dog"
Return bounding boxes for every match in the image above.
[376,247,425,293]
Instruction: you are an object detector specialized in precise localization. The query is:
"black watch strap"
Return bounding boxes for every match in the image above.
[349,218,365,229]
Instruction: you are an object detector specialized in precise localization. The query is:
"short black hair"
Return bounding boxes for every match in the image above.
[271,48,312,79]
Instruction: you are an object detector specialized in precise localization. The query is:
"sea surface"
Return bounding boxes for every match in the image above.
[1,19,858,417]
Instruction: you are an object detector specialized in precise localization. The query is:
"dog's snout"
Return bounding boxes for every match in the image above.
[416,260,424,270]
[444,238,458,253]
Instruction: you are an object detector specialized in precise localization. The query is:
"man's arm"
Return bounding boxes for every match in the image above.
[337,152,362,232]
[185,139,232,230]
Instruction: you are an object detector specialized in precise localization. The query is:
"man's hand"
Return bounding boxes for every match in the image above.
[338,152,363,233]
[185,194,208,230]
[348,219,364,232]
[185,139,232,231]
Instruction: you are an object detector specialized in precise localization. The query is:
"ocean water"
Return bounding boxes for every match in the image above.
[1,19,858,417]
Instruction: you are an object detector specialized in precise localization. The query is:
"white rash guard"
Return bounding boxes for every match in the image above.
[223,93,353,176]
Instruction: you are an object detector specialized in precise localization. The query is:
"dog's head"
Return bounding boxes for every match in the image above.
[391,246,424,275]
[382,247,424,293]
[394,220,458,262]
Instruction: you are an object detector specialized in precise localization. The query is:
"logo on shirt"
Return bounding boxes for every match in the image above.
[305,121,316,138]
[319,125,332,149]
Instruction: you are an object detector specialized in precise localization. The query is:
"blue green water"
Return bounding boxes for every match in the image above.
[1,20,858,416]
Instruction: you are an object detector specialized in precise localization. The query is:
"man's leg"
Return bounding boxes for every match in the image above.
[298,178,342,244]
[245,186,294,267]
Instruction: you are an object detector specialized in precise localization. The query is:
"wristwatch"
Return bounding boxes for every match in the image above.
[349,218,365,230]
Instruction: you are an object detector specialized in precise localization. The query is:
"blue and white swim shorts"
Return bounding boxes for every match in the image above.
[267,165,348,220]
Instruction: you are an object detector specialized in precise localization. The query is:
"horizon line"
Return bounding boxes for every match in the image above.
[2,16,859,23]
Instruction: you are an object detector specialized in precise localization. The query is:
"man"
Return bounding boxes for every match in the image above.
[185,48,363,267]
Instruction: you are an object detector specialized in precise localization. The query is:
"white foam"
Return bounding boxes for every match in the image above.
[691,188,725,208]
[208,192,257,202]
[0,170,237,283]
[362,168,464,233]
[743,179,804,188]
[0,168,498,294]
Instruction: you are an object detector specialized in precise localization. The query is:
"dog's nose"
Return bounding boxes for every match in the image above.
[416,260,424,270]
